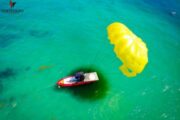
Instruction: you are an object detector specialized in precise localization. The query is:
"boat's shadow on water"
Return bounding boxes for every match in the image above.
[54,66,109,101]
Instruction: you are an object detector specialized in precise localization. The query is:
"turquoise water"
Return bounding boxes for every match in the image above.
[0,0,180,120]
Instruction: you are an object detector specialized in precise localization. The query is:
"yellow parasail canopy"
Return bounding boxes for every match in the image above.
[107,22,148,77]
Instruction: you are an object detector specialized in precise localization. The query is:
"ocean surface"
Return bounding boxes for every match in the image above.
[0,0,180,120]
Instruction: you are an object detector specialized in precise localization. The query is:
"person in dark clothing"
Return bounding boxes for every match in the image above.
[74,72,85,82]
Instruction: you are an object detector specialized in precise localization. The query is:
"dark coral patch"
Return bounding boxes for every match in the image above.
[29,30,50,38]
[0,34,20,48]
[0,68,16,93]
[0,68,16,79]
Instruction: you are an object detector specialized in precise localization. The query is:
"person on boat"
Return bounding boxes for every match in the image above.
[74,72,85,82]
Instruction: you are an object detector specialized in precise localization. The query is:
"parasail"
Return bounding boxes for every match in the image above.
[107,22,148,77]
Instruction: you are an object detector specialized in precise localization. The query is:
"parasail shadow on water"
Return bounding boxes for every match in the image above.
[54,66,109,102]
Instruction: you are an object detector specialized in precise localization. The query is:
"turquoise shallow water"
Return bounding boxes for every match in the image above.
[0,0,180,120]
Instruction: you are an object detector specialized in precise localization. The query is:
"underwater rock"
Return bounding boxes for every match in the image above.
[0,68,16,79]
[29,30,50,38]
[0,34,19,48]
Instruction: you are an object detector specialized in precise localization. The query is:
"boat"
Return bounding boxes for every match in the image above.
[57,72,99,87]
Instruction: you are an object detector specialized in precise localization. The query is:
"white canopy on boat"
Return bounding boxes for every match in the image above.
[84,72,99,82]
